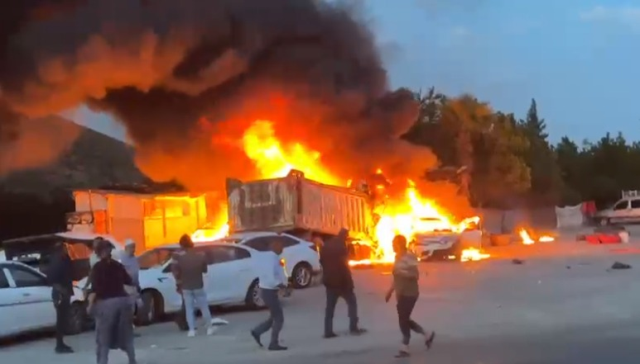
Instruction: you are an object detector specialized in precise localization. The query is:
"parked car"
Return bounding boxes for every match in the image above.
[214,232,322,288]
[1,232,126,280]
[0,261,87,339]
[87,242,289,325]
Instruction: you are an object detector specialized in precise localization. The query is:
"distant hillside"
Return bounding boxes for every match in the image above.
[0,115,146,196]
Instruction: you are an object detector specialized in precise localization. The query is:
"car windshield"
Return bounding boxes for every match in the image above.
[138,248,177,269]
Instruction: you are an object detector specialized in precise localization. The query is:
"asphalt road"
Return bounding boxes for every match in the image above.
[2,240,640,364]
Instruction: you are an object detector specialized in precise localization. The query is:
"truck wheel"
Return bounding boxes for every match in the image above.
[65,302,87,335]
[291,263,312,289]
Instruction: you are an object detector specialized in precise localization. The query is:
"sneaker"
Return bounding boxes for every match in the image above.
[268,344,288,351]
[323,332,338,339]
[349,328,367,336]
[55,345,74,354]
[425,331,436,350]
[187,330,196,337]
[206,326,218,336]
[250,330,263,348]
[211,317,229,326]
[394,345,410,358]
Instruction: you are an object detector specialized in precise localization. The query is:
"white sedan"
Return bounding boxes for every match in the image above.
[0,261,87,339]
[133,242,287,325]
[214,232,322,288]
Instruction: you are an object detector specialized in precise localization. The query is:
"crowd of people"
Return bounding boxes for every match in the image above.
[46,230,436,363]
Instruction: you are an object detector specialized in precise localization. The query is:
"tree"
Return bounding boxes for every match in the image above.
[470,112,530,208]
[520,99,562,206]
[555,137,582,205]
[404,90,531,208]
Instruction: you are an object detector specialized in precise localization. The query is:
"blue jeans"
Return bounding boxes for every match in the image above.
[182,289,212,331]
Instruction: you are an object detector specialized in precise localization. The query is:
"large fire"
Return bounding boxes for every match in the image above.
[192,119,485,263]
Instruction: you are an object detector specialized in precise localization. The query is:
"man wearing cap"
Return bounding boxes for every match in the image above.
[89,239,137,364]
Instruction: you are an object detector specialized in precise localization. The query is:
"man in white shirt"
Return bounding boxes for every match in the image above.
[83,237,104,293]
[250,239,288,351]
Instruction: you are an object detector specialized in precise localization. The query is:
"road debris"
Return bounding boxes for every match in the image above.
[610,261,632,270]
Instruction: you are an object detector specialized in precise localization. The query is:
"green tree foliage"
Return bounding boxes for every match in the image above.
[519,99,563,206]
[557,133,640,207]
[404,90,531,208]
[405,88,640,209]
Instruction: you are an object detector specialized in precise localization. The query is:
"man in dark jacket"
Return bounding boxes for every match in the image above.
[320,228,366,338]
[47,242,74,353]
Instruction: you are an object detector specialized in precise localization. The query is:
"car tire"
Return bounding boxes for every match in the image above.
[291,263,313,289]
[65,302,88,335]
[245,280,265,309]
[137,290,163,326]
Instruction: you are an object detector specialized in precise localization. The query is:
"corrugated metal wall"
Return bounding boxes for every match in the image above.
[299,180,371,238]
[227,178,296,232]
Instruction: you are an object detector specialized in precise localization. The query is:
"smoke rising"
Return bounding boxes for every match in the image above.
[0,0,436,191]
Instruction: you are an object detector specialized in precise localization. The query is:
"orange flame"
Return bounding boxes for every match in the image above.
[460,247,491,262]
[193,119,483,264]
[518,228,554,245]
[519,228,535,245]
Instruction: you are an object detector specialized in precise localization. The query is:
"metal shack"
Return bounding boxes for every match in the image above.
[68,189,208,251]
[226,170,374,241]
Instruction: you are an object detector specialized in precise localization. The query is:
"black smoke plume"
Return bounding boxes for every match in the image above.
[0,0,434,190]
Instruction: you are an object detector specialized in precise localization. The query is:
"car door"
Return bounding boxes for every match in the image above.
[243,236,291,274]
[611,200,630,223]
[203,246,253,304]
[141,249,181,313]
[630,199,640,223]
[4,264,56,331]
[0,266,26,338]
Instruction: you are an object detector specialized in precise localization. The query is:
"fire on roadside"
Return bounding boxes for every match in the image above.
[518,228,555,245]
[192,119,484,264]
[460,248,491,262]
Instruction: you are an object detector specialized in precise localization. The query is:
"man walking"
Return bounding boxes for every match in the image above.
[250,239,288,351]
[120,239,141,336]
[83,237,104,293]
[320,228,366,338]
[172,234,217,337]
[47,242,74,353]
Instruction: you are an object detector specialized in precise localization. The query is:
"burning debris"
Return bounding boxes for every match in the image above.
[518,228,555,245]
[460,248,490,263]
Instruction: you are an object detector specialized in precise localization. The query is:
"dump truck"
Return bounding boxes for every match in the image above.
[226,170,377,259]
